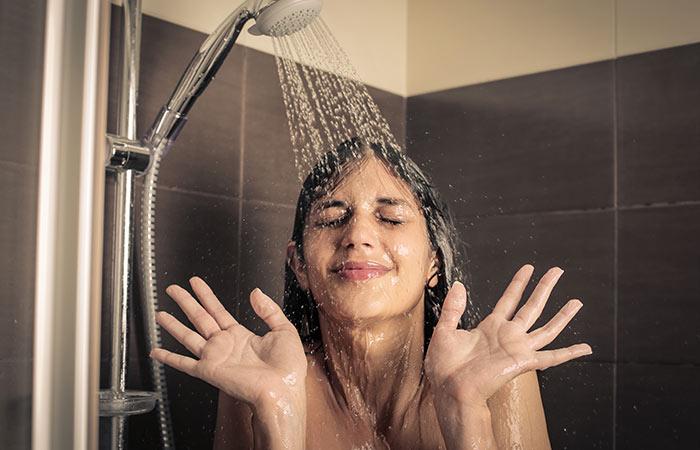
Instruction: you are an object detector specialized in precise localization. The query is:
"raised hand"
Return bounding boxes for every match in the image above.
[150,277,308,408]
[424,265,592,408]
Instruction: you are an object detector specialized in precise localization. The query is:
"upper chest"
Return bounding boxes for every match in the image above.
[302,355,446,450]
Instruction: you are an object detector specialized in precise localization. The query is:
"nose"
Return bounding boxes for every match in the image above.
[340,213,379,250]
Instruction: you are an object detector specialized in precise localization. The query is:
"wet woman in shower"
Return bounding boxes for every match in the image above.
[150,139,592,449]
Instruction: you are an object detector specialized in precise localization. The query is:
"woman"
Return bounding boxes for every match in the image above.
[151,139,592,449]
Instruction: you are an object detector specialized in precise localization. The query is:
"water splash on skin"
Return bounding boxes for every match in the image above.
[276,398,293,417]
[367,331,385,346]
[395,244,410,256]
[282,371,298,386]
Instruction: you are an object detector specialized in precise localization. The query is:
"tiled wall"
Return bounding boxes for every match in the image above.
[101,9,405,448]
[0,1,45,449]
[407,43,700,449]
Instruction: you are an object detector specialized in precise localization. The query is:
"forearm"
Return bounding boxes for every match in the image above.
[435,398,498,450]
[251,394,306,450]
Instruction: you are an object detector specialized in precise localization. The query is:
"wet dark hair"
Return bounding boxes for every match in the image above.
[282,138,473,350]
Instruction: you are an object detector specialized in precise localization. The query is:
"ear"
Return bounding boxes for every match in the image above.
[286,240,310,291]
[426,251,440,288]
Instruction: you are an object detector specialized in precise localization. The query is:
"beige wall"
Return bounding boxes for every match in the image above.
[407,0,614,95]
[111,0,407,96]
[407,0,700,96]
[112,0,700,96]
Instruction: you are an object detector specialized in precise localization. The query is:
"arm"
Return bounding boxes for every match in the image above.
[435,371,550,450]
[214,390,307,450]
[149,278,308,450]
[214,392,253,450]
[488,371,551,449]
[426,266,591,450]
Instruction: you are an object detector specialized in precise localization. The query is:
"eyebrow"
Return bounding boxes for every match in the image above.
[313,196,412,213]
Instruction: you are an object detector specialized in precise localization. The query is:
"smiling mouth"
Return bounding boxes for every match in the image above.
[333,261,392,281]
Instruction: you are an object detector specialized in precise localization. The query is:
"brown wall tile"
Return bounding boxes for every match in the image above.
[617,363,700,449]
[407,61,615,218]
[0,0,45,167]
[617,43,700,206]
[238,200,296,334]
[462,211,615,362]
[618,205,700,364]
[0,163,37,361]
[539,362,614,449]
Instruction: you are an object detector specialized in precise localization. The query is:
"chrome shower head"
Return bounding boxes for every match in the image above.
[144,0,324,152]
[249,0,322,37]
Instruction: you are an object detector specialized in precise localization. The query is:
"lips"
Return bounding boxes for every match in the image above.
[333,260,392,281]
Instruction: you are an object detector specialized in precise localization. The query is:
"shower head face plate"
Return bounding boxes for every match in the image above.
[249,0,322,37]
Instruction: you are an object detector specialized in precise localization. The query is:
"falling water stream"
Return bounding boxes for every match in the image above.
[271,17,401,178]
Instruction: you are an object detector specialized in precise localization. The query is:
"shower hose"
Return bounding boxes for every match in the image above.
[139,144,176,449]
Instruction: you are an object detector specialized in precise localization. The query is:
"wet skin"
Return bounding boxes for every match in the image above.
[151,156,592,449]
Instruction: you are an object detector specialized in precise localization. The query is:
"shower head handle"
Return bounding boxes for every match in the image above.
[142,0,321,152]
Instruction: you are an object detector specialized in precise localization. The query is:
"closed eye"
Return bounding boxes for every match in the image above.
[380,216,404,225]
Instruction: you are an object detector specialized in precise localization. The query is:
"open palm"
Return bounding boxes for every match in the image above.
[150,277,307,407]
[425,265,592,406]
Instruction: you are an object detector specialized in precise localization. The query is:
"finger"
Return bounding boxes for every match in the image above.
[435,281,467,331]
[150,347,198,376]
[166,284,221,339]
[528,299,583,349]
[189,276,238,329]
[250,288,296,333]
[534,343,592,370]
[156,310,206,357]
[493,264,535,319]
[512,267,564,330]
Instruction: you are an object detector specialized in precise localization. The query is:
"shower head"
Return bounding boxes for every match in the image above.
[144,0,323,152]
[249,0,322,37]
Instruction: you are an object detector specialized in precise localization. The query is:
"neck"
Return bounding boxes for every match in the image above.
[317,301,426,435]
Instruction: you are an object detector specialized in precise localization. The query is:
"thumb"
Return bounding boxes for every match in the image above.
[250,288,296,333]
[436,281,467,331]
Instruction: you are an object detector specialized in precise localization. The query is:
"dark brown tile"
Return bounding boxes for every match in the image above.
[461,211,615,362]
[238,200,295,334]
[0,0,45,167]
[618,205,700,364]
[242,49,301,206]
[125,368,218,450]
[407,61,614,217]
[617,363,700,449]
[0,360,32,450]
[617,43,700,206]
[108,9,244,197]
[539,362,613,449]
[367,86,407,148]
[241,50,407,206]
[141,186,239,337]
[100,189,238,387]
[0,162,37,361]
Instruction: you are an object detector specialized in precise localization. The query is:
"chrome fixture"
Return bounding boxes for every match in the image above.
[102,0,322,449]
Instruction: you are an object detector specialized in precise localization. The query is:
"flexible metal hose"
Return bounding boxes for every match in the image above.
[139,143,176,449]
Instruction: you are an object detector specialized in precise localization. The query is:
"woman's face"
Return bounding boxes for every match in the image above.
[289,155,439,326]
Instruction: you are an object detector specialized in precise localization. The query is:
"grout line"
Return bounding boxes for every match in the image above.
[153,183,300,211]
[155,184,239,202]
[456,199,700,223]
[236,49,248,319]
[244,198,297,210]
[612,1,619,447]
[0,159,38,171]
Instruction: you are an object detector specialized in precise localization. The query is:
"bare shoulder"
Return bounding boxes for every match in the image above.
[213,391,253,450]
